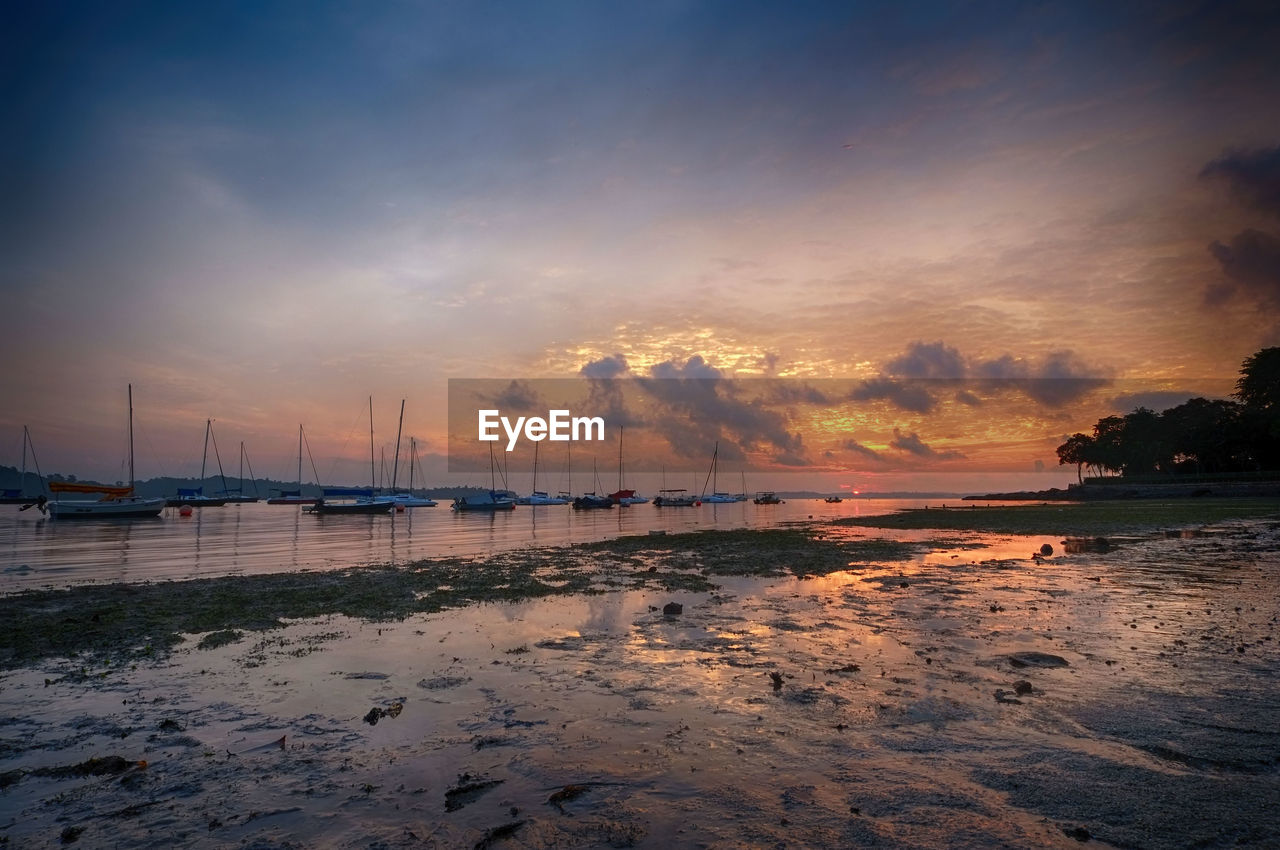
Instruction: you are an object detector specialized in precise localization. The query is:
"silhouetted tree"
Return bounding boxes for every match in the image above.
[1054,346,1280,478]
[1056,433,1096,484]
[1235,348,1280,412]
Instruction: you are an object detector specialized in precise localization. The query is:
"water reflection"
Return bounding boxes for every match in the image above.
[2,498,958,591]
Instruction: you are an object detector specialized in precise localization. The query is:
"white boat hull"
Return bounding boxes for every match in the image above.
[48,497,167,519]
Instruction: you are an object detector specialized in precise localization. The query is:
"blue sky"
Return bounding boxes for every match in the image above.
[4,1,1279,488]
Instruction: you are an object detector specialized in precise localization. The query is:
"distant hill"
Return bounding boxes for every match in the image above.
[0,465,488,500]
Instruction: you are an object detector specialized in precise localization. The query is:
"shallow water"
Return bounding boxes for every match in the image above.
[0,497,984,591]
[1,517,1277,847]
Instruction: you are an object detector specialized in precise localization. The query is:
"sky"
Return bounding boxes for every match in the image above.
[4,0,1280,492]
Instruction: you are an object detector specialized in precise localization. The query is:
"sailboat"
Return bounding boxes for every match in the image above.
[607,425,648,505]
[219,441,261,503]
[47,385,167,519]
[267,425,318,505]
[517,441,569,505]
[701,441,737,503]
[452,443,516,511]
[312,397,394,514]
[1,426,43,504]
[386,402,437,507]
[572,457,614,509]
[167,419,229,507]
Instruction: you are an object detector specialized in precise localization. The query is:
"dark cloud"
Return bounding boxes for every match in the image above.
[969,351,1108,406]
[1200,146,1280,218]
[1108,391,1209,413]
[486,379,543,411]
[580,355,642,429]
[635,356,806,461]
[1020,351,1112,406]
[580,354,631,379]
[764,381,836,406]
[1208,229,1280,301]
[848,377,937,414]
[890,428,965,460]
[843,439,888,463]
[885,341,966,379]
[862,343,1109,412]
[650,355,721,381]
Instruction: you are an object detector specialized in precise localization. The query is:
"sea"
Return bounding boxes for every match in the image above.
[0,497,980,592]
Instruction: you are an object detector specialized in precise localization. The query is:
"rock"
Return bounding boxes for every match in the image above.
[1039,543,1053,556]
[994,689,1022,704]
[1063,825,1092,842]
[1013,680,1033,695]
[663,602,683,616]
[769,671,784,691]
[1006,651,1069,668]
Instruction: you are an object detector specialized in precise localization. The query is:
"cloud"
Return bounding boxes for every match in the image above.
[1200,146,1280,218]
[649,355,721,381]
[890,428,966,460]
[885,341,966,379]
[1208,229,1280,303]
[764,381,836,406]
[843,439,888,462]
[849,378,938,414]
[486,379,543,411]
[1108,391,1212,413]
[580,354,630,379]
[860,342,1109,411]
[635,356,807,461]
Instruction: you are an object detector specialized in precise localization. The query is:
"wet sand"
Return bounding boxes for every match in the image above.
[2,508,1279,848]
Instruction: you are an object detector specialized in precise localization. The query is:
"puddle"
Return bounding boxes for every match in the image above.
[0,522,1278,847]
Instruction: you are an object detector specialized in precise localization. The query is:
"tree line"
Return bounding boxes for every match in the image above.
[1056,348,1280,482]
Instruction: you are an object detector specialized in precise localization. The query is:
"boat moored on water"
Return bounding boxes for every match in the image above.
[47,385,167,519]
[823,496,843,503]
[266,489,317,505]
[572,492,613,509]
[452,490,516,511]
[652,488,697,507]
[48,482,166,518]
[308,488,394,514]
[166,487,228,508]
[607,488,649,505]
[518,490,569,505]
[753,491,783,504]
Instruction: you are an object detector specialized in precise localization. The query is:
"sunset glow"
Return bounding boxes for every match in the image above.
[4,2,1278,492]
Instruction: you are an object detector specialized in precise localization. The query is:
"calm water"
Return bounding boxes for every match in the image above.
[0,497,966,591]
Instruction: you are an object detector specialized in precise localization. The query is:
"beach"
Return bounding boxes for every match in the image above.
[2,501,1279,848]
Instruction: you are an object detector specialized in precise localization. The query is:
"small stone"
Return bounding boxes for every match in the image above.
[662,602,683,616]
[1013,680,1033,695]
[1039,543,1053,556]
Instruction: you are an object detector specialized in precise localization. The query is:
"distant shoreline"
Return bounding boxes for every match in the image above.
[966,479,1280,501]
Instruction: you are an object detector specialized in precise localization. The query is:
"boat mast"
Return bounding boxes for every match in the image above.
[368,396,375,490]
[409,437,416,492]
[200,419,211,487]
[128,384,135,489]
[391,399,405,491]
[617,425,623,491]
[297,425,303,487]
[489,442,497,492]
[532,440,539,493]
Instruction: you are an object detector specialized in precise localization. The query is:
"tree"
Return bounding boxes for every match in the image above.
[1056,433,1096,484]
[1234,347,1280,413]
